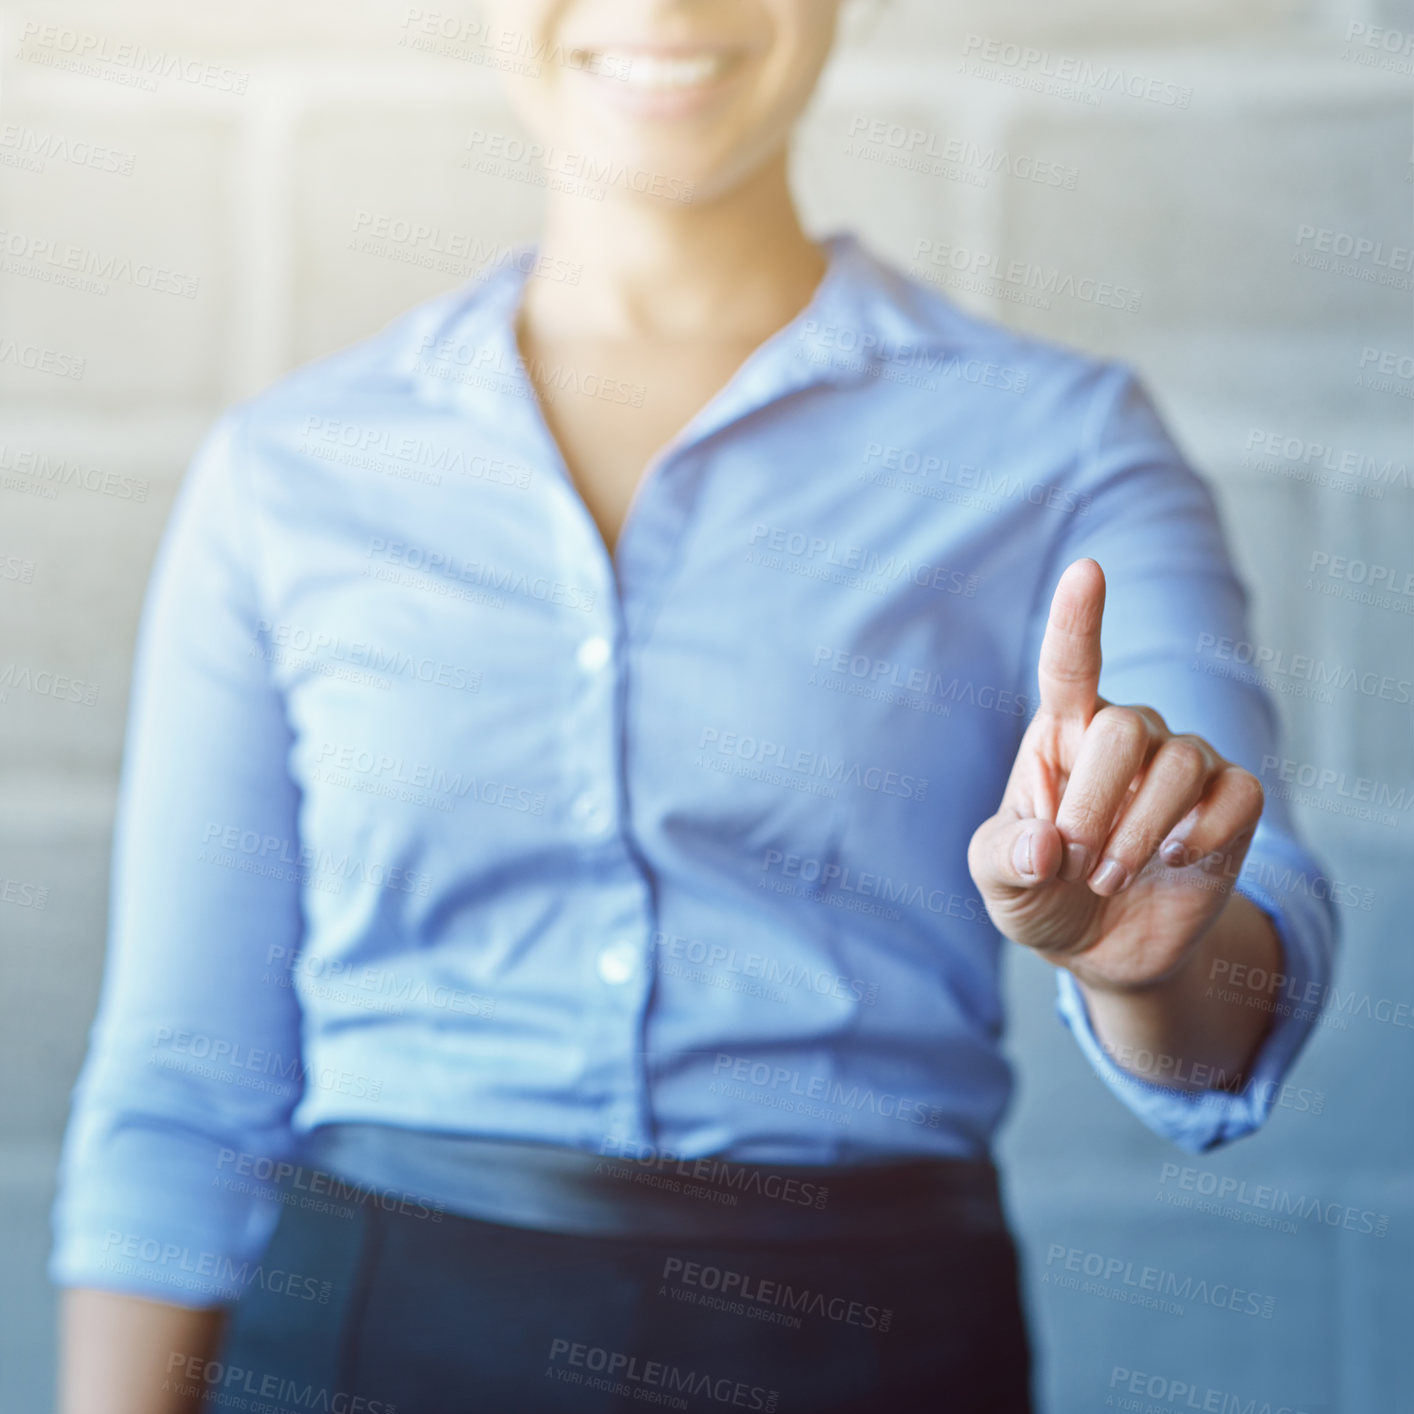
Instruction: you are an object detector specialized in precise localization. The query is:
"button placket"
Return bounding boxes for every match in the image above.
[525,396,674,1156]
[568,628,617,837]
[542,501,653,1142]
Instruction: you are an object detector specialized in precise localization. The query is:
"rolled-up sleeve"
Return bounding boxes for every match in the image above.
[1035,364,1339,1153]
[49,409,307,1305]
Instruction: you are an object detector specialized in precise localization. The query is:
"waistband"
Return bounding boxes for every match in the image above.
[299,1124,1005,1243]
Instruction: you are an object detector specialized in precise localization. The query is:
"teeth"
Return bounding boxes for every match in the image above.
[600,51,732,89]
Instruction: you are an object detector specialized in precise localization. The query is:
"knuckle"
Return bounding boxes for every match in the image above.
[967,822,996,874]
[1135,703,1169,735]
[1102,831,1146,868]
[1061,816,1103,846]
[1161,736,1210,784]
[1095,705,1148,752]
[1228,767,1266,818]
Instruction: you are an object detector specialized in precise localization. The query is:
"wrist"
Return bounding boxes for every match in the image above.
[1063,918,1217,1000]
[1067,893,1283,1093]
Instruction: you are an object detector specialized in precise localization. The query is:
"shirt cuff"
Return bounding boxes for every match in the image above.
[1054,877,1321,1153]
[49,1114,287,1308]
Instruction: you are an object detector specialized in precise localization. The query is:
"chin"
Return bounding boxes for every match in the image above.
[554,116,767,207]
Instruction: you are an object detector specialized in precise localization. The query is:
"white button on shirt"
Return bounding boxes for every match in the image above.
[577,636,612,672]
[570,791,611,834]
[595,941,639,986]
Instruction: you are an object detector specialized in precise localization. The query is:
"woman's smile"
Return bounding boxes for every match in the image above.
[493,1,844,204]
[569,44,755,118]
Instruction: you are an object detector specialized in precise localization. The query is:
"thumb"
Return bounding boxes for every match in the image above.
[968,815,1064,896]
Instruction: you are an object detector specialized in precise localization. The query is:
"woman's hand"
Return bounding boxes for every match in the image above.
[968,557,1266,995]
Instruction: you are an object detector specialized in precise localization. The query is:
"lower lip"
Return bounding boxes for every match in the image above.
[571,52,749,119]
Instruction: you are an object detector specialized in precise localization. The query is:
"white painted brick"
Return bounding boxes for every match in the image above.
[0,1145,62,1414]
[794,100,995,274]
[0,109,237,406]
[290,100,543,366]
[990,92,1408,355]
[4,2,400,61]
[0,430,184,775]
[843,0,1308,49]
[0,816,110,1135]
[3,2,1314,70]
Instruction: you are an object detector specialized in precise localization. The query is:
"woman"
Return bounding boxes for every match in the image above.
[52,2,1336,1411]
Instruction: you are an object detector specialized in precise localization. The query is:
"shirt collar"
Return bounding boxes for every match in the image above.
[403,230,959,453]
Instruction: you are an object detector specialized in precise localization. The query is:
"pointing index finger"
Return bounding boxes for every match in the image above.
[1038,557,1106,723]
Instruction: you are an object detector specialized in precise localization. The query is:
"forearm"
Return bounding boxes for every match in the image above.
[59,1288,227,1414]
[1069,892,1283,1093]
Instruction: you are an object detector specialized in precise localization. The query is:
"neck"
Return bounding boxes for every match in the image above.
[519,148,828,342]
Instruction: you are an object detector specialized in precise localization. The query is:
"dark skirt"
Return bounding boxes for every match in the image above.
[215,1149,1033,1414]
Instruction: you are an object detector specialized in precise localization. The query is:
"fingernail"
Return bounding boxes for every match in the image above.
[1160,838,1186,867]
[1061,843,1089,882]
[1012,829,1035,879]
[1090,859,1128,896]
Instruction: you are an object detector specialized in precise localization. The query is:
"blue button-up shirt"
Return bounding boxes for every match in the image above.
[51,233,1337,1305]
